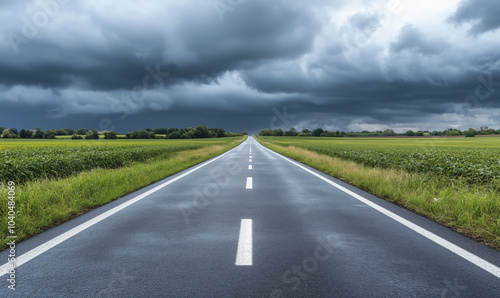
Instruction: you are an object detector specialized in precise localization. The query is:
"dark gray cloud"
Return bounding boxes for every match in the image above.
[0,0,499,133]
[448,0,500,36]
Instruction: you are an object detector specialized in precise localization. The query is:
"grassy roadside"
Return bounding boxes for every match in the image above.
[255,136,500,250]
[0,136,246,250]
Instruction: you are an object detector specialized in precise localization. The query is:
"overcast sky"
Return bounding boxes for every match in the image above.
[1,0,499,133]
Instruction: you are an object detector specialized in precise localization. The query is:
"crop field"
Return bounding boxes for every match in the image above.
[0,137,245,249]
[0,139,223,184]
[264,137,500,184]
[256,136,500,249]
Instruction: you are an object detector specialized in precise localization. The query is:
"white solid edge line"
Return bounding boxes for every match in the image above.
[248,165,252,170]
[264,146,500,279]
[235,219,253,266]
[246,177,253,189]
[0,143,243,278]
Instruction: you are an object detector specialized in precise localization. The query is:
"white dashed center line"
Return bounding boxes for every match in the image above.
[248,165,252,170]
[246,177,253,189]
[235,219,253,266]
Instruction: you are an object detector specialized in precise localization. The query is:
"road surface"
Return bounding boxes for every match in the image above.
[1,136,499,297]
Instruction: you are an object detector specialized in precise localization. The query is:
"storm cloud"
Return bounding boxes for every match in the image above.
[0,0,499,134]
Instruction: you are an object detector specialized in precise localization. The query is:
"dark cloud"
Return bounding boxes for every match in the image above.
[0,0,499,133]
[448,0,500,36]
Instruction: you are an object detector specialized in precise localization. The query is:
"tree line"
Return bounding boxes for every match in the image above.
[259,127,500,138]
[0,126,247,140]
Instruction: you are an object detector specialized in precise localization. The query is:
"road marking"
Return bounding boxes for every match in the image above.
[0,143,244,278]
[246,177,253,189]
[235,219,253,266]
[264,146,500,279]
[249,159,252,162]
[248,165,252,170]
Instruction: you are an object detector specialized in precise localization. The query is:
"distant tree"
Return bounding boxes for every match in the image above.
[0,127,5,134]
[405,130,415,136]
[259,129,273,136]
[71,134,83,139]
[19,129,33,138]
[167,131,181,139]
[43,131,56,139]
[464,130,476,137]
[75,128,88,135]
[64,128,75,135]
[312,128,324,137]
[272,128,284,136]
[301,129,311,135]
[145,128,152,132]
[2,129,15,138]
[7,128,18,135]
[33,128,44,139]
[85,130,99,139]
[284,127,298,136]
[447,130,460,136]
[104,131,118,139]
[166,128,178,134]
[214,128,225,137]
[383,129,396,136]
[416,131,424,136]
[152,128,168,135]
[195,125,209,138]
[134,130,149,139]
[208,131,217,138]
[150,132,156,139]
[431,131,443,136]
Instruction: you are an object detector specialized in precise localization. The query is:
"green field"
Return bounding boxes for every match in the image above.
[256,136,500,249]
[0,137,246,249]
[0,139,216,183]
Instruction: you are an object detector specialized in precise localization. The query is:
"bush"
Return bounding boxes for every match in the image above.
[43,132,56,139]
[71,134,83,139]
[85,130,100,139]
[383,129,396,136]
[465,131,476,137]
[104,132,118,139]
[167,132,181,139]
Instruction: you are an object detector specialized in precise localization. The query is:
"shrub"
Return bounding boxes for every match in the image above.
[104,132,118,139]
[465,131,476,137]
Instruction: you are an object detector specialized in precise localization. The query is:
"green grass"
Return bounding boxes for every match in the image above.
[0,137,246,250]
[256,136,500,250]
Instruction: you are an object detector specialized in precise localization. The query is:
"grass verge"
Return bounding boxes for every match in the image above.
[256,137,500,250]
[0,136,246,250]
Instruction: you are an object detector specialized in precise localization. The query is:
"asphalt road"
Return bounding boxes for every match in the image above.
[1,136,499,297]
